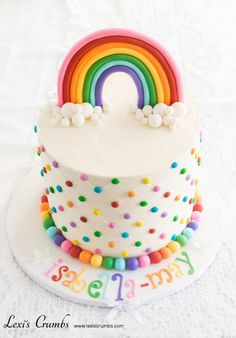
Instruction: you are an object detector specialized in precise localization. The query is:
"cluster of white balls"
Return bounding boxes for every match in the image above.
[42,102,108,127]
[134,102,188,131]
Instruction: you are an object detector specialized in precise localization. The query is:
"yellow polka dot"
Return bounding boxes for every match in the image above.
[45,164,51,171]
[143,177,151,184]
[108,241,115,248]
[67,200,74,207]
[72,240,79,246]
[135,220,144,227]
[175,195,181,201]
[93,209,101,216]
[122,251,129,257]
[180,218,185,224]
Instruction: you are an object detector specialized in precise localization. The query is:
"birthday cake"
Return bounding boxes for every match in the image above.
[37,29,203,272]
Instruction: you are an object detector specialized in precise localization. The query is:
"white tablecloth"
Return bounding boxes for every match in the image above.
[0,1,236,337]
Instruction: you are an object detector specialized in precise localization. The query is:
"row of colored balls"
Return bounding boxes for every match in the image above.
[40,194,203,271]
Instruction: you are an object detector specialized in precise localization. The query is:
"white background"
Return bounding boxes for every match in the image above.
[0,0,236,337]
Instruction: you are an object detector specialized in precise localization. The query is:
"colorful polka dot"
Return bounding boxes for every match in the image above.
[150,206,158,213]
[67,200,74,207]
[80,174,88,181]
[149,228,156,234]
[135,241,142,247]
[49,186,55,193]
[45,164,51,171]
[173,215,179,222]
[180,168,187,175]
[111,178,120,185]
[121,232,129,238]
[160,233,166,239]
[175,195,181,201]
[70,222,76,228]
[61,226,67,232]
[108,222,116,229]
[122,251,129,257]
[128,191,136,197]
[124,213,131,219]
[80,216,87,223]
[140,200,148,207]
[145,247,152,253]
[135,221,144,227]
[153,185,160,192]
[52,160,58,168]
[108,241,115,248]
[143,177,151,184]
[94,186,103,193]
[161,211,168,217]
[186,174,191,181]
[72,239,79,246]
[182,196,188,202]
[171,161,178,168]
[163,191,171,198]
[82,236,90,243]
[93,209,101,216]
[171,234,178,240]
[111,201,119,208]
[65,180,73,187]
[58,205,64,212]
[95,248,102,254]
[56,185,63,192]
[78,195,86,202]
[52,207,57,213]
[94,231,102,237]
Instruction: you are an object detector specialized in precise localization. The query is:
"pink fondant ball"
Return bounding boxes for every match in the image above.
[139,255,151,267]
[191,211,201,222]
[61,240,73,253]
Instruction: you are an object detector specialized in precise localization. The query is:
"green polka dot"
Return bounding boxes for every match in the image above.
[140,200,148,207]
[61,226,68,232]
[49,186,55,193]
[102,257,114,269]
[173,215,179,222]
[135,241,142,247]
[78,195,86,202]
[43,217,55,230]
[111,178,120,185]
[180,168,187,175]
[94,231,102,237]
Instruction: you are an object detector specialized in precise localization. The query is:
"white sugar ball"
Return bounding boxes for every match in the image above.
[148,114,162,128]
[135,108,144,121]
[74,104,83,114]
[61,102,75,119]
[142,105,153,116]
[142,117,148,125]
[162,115,174,126]
[163,106,174,116]
[172,102,188,118]
[82,103,93,118]
[72,113,85,127]
[153,103,167,116]
[49,118,58,127]
[103,100,112,112]
[61,117,71,127]
[93,106,102,114]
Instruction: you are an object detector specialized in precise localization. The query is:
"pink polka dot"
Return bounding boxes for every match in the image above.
[108,222,116,229]
[95,248,102,254]
[58,205,64,212]
[80,173,88,181]
[153,185,160,192]
[160,233,166,239]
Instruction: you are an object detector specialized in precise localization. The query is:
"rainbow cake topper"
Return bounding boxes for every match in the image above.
[58,28,183,108]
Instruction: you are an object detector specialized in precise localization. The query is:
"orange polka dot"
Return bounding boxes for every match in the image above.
[67,200,74,208]
[108,241,115,248]
[175,195,181,201]
[128,191,136,197]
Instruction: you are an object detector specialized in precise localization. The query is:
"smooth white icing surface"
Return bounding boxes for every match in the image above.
[38,72,199,177]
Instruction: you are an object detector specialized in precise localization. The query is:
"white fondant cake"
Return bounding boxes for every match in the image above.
[37,29,202,270]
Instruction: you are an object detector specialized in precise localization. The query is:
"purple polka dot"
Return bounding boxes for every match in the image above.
[161,211,168,217]
[70,222,76,228]
[52,160,58,168]
[124,213,131,220]
[153,185,160,192]
[186,174,191,181]
[145,247,152,253]
[45,188,49,195]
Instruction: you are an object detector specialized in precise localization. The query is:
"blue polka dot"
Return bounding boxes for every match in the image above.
[121,232,129,238]
[171,234,178,240]
[94,186,103,193]
[40,170,44,177]
[82,236,90,243]
[56,185,63,192]
[182,196,188,202]
[52,207,57,213]
[171,161,178,169]
[151,206,158,213]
